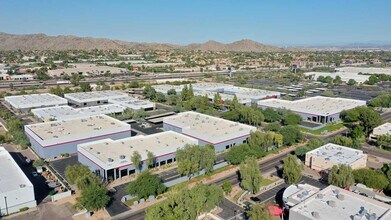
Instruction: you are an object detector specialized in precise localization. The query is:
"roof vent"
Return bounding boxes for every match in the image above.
[119,155,125,159]
[312,211,320,219]
[337,194,344,201]
[20,184,26,188]
[108,158,114,162]
[316,194,324,199]
[328,200,336,207]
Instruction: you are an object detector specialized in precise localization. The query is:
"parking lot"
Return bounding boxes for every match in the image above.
[50,154,81,181]
[131,121,164,135]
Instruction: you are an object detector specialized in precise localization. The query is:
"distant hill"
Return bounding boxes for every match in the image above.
[0,32,284,52]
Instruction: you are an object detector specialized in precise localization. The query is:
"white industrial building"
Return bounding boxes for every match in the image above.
[223,86,281,102]
[257,96,366,124]
[152,84,183,95]
[31,104,126,122]
[194,91,252,106]
[78,131,198,180]
[64,91,128,107]
[108,96,155,111]
[370,123,391,141]
[0,147,36,216]
[335,67,391,75]
[289,185,391,220]
[163,111,257,152]
[283,184,321,207]
[25,114,131,158]
[304,71,370,84]
[305,143,367,171]
[5,93,68,113]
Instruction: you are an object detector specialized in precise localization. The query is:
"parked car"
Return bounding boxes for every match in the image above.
[31,171,39,177]
[36,166,43,174]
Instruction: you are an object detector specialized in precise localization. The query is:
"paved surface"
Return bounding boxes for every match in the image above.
[216,198,245,220]
[3,145,51,204]
[131,122,164,135]
[50,154,81,181]
[10,202,77,220]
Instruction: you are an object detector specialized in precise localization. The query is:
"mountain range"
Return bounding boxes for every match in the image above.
[0,32,283,52]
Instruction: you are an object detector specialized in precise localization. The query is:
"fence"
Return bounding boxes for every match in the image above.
[51,190,72,202]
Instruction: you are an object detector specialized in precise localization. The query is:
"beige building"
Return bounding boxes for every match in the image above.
[305,143,367,171]
[370,123,391,141]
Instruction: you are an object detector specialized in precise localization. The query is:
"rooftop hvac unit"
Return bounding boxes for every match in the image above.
[316,194,324,199]
[337,194,345,201]
[327,200,336,207]
[312,211,320,219]
[108,158,114,162]
[119,155,125,160]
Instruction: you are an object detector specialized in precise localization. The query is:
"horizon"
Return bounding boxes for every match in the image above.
[0,0,391,46]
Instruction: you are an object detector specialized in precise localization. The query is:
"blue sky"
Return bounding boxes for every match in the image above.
[0,0,390,45]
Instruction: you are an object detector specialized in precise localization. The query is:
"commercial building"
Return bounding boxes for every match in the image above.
[25,115,131,158]
[289,185,391,220]
[283,184,321,207]
[257,96,366,124]
[191,83,233,92]
[78,131,197,180]
[152,84,183,95]
[163,111,257,152]
[0,147,36,216]
[108,96,155,110]
[194,91,251,106]
[304,71,370,84]
[305,143,367,171]
[370,123,391,141]
[335,67,391,75]
[64,91,128,107]
[224,86,281,102]
[5,93,68,113]
[31,104,126,122]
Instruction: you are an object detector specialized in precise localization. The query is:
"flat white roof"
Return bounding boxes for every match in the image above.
[373,123,391,136]
[306,143,366,165]
[283,184,321,207]
[290,185,391,220]
[0,147,33,193]
[224,86,281,100]
[31,104,126,121]
[64,91,128,103]
[194,91,251,104]
[25,114,129,142]
[304,71,370,83]
[78,131,198,169]
[335,67,391,75]
[108,97,155,110]
[5,93,68,109]
[163,111,257,144]
[152,84,183,94]
[191,83,234,92]
[257,96,366,116]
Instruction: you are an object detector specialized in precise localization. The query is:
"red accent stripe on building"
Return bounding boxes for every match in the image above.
[78,150,104,169]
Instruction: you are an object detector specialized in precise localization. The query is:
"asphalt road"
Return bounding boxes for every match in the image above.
[114,151,292,219]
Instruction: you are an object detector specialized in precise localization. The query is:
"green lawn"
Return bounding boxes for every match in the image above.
[299,123,346,135]
[259,178,276,187]
[123,197,139,207]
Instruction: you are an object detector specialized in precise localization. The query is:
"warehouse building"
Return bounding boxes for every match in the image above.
[108,96,155,110]
[304,71,370,84]
[289,185,391,220]
[0,147,36,216]
[163,111,257,152]
[257,96,366,124]
[370,123,391,141]
[5,93,68,113]
[31,104,126,122]
[25,115,131,158]
[152,84,183,95]
[224,86,281,102]
[194,91,251,106]
[191,82,233,92]
[305,143,367,171]
[64,91,128,107]
[78,131,197,180]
